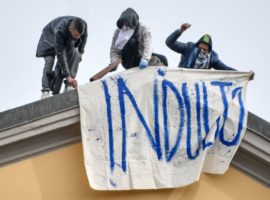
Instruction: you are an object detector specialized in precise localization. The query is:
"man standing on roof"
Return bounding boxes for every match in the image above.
[109,8,167,71]
[36,16,88,99]
[166,23,235,70]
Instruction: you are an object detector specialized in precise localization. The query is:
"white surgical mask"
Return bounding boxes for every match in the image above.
[114,26,135,50]
[122,25,131,31]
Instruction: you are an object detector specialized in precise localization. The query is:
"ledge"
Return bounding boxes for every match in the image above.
[0,90,269,186]
[0,90,81,165]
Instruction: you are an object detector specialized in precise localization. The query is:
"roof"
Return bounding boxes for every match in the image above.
[0,90,269,186]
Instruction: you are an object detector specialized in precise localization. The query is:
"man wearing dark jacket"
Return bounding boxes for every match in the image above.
[166,23,235,70]
[36,16,88,99]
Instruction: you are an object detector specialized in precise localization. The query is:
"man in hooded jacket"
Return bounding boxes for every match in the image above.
[36,16,88,99]
[109,8,167,71]
[166,23,235,70]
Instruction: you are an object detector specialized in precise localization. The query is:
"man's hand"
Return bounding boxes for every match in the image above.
[180,23,191,32]
[79,53,83,61]
[67,76,78,88]
[79,53,83,62]
[138,58,148,69]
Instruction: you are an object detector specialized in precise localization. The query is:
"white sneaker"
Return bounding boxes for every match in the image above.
[41,91,51,99]
[64,86,74,93]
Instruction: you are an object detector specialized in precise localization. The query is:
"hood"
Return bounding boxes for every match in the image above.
[117,8,139,29]
[196,34,212,52]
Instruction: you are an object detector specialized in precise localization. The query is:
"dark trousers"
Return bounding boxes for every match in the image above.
[41,56,55,92]
[41,48,81,93]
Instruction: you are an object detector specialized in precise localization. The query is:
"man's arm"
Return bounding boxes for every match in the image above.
[141,25,153,61]
[212,60,256,80]
[110,29,122,68]
[54,31,71,77]
[78,24,88,54]
[165,23,191,54]
[212,59,236,71]
[211,53,236,71]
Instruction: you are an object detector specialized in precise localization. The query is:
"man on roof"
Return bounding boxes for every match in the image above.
[89,8,167,82]
[110,8,167,70]
[165,23,235,70]
[36,16,88,99]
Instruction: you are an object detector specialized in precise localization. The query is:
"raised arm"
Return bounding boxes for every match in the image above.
[165,23,191,54]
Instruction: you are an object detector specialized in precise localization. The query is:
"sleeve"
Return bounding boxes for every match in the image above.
[165,29,189,54]
[211,53,236,71]
[110,29,122,64]
[141,26,152,61]
[54,31,71,77]
[78,24,88,54]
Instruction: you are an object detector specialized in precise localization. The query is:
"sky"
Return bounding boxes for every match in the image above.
[0,0,269,122]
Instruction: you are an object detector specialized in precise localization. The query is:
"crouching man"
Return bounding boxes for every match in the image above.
[36,16,88,99]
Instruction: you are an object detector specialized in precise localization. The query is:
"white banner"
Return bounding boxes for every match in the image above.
[78,67,252,190]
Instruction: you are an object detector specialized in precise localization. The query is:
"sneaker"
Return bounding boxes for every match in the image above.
[64,86,74,93]
[41,91,51,99]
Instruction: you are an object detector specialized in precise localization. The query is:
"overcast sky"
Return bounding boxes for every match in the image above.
[0,0,269,122]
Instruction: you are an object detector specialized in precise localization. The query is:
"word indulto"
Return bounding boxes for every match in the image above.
[101,70,245,173]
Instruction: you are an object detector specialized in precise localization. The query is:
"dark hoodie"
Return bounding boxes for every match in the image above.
[117,8,139,29]
[195,34,212,52]
[110,8,153,69]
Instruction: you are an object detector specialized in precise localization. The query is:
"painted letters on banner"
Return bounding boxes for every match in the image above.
[78,67,252,190]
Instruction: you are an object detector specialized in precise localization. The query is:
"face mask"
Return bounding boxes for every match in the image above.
[198,48,209,58]
[193,48,211,69]
[115,26,135,50]
[122,25,131,32]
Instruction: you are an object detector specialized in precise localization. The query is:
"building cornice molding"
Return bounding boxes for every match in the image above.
[0,90,269,186]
